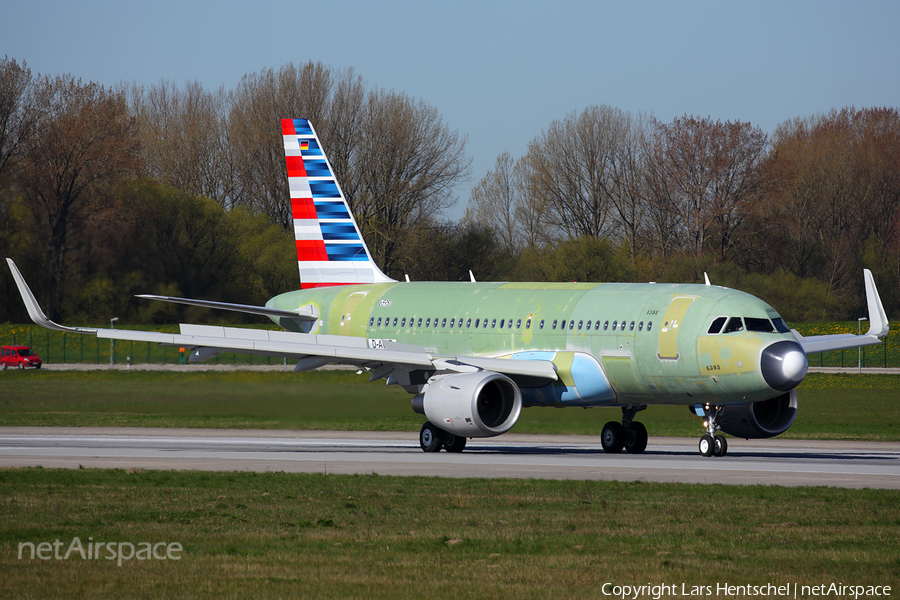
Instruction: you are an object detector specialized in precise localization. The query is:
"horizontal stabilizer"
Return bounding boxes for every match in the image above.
[136,294,317,321]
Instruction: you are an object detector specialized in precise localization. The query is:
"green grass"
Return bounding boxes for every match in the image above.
[1,370,899,440]
[1,468,898,599]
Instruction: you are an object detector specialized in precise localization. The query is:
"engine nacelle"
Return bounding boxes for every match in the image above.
[717,389,798,439]
[411,371,522,438]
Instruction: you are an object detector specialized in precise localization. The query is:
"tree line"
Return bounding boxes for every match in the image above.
[1,56,897,325]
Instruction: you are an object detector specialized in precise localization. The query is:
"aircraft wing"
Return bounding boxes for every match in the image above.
[792,269,890,355]
[6,258,559,384]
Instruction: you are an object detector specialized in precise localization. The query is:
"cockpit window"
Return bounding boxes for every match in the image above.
[707,316,727,335]
[772,317,790,333]
[745,317,775,333]
[722,317,744,334]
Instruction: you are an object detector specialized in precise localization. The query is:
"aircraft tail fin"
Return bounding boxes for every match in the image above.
[282,118,394,289]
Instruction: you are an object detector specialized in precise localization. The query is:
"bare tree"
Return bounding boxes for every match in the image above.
[644,115,768,260]
[18,75,140,318]
[350,90,470,277]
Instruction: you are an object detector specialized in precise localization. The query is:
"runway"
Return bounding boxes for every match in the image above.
[0,427,898,488]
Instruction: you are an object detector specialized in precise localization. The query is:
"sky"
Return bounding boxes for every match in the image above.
[4,0,899,219]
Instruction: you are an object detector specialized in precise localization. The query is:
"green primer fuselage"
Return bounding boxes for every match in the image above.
[268,281,793,408]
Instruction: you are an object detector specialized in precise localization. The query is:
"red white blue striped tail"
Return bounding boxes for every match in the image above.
[282,118,393,288]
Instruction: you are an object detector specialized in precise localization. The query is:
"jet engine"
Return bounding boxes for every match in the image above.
[716,389,798,439]
[411,371,522,437]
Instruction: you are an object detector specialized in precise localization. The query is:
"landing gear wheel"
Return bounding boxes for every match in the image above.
[419,421,444,453]
[624,422,648,454]
[601,421,626,453]
[699,434,715,457]
[714,435,728,457]
[443,433,467,453]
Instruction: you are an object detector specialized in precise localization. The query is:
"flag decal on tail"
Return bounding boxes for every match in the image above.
[282,118,393,288]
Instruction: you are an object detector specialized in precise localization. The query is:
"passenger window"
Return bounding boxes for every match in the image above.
[612,320,617,330]
[475,319,480,328]
[707,316,727,335]
[620,321,627,331]
[467,318,472,328]
[517,319,522,329]
[745,317,775,333]
[442,318,447,327]
[561,320,567,330]
[393,318,398,327]
[722,317,744,334]
[491,319,497,328]
[449,318,455,328]
[401,318,406,327]
[377,317,382,326]
[552,320,558,330]
[499,319,505,328]
[425,318,431,327]
[586,321,591,331]
[648,321,653,331]
[539,319,544,330]
[417,318,423,327]
[638,321,644,331]
[578,320,583,330]
[569,321,575,330]
[604,321,609,331]
[483,319,489,329]
[630,321,635,331]
[369,317,374,326]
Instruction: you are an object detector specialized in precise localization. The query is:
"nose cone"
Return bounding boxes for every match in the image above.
[760,340,808,392]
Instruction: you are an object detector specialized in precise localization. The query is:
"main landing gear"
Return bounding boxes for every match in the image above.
[601,405,648,454]
[419,421,467,453]
[693,404,728,457]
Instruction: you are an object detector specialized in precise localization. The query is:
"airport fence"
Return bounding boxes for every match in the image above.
[0,324,283,366]
[1,322,899,368]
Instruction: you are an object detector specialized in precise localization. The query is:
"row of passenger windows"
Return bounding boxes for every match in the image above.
[707,316,790,335]
[369,315,654,333]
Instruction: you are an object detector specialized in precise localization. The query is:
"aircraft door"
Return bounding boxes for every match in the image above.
[657,297,694,360]
[339,292,367,335]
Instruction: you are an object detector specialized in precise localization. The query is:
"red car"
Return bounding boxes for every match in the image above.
[1,346,42,370]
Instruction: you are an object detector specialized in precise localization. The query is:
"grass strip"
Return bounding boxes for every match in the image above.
[1,371,899,440]
[1,468,898,599]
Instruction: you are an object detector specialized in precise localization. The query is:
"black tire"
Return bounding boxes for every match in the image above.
[601,421,626,454]
[714,434,728,457]
[624,422,648,454]
[419,422,444,453]
[1,363,6,370]
[699,434,715,457]
[443,433,467,453]
[18,362,24,370]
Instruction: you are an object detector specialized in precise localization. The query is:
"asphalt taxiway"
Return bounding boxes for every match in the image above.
[0,427,898,488]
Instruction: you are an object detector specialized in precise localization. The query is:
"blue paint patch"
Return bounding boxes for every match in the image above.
[325,243,367,261]
[303,160,332,177]
[512,351,616,407]
[313,202,351,219]
[310,181,341,198]
[320,223,361,241]
[291,119,314,135]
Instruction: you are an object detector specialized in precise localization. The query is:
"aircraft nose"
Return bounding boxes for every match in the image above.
[760,340,808,392]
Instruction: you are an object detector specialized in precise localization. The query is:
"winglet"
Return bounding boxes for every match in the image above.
[863,268,889,338]
[5,258,96,334]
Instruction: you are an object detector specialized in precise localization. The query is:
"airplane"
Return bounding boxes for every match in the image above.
[6,118,891,457]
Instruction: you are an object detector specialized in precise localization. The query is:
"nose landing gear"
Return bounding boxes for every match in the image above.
[692,404,728,457]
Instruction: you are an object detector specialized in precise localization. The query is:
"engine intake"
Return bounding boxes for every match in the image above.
[411,371,522,437]
[717,389,798,439]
